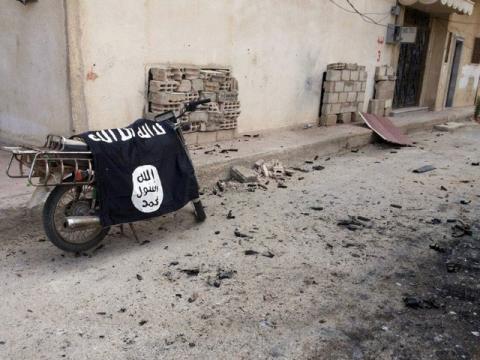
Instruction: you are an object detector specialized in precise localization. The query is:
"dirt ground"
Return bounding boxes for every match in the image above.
[0,126,479,360]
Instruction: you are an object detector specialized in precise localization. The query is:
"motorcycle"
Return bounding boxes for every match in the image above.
[2,99,209,252]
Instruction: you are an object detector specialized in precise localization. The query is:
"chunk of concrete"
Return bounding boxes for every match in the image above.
[434,122,466,132]
[231,166,258,183]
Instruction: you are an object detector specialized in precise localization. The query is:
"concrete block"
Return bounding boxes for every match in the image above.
[177,79,192,92]
[190,111,209,123]
[331,103,341,114]
[231,166,258,183]
[357,102,364,112]
[150,68,170,81]
[217,90,238,102]
[350,71,359,81]
[354,81,362,92]
[388,75,398,81]
[321,104,331,115]
[149,80,179,92]
[384,99,393,108]
[324,92,339,104]
[326,70,342,81]
[327,63,346,70]
[344,81,354,92]
[347,92,357,102]
[191,79,204,92]
[200,92,217,102]
[375,66,387,78]
[384,107,392,116]
[334,81,345,92]
[361,82,367,91]
[150,91,187,105]
[386,66,396,77]
[351,112,361,122]
[204,81,221,92]
[368,99,385,116]
[319,114,338,126]
[323,81,336,92]
[341,70,350,81]
[359,71,368,81]
[356,92,365,102]
[338,112,352,123]
[341,103,356,113]
[346,63,358,70]
[375,81,395,100]
[358,65,366,71]
[434,122,466,132]
[338,92,348,103]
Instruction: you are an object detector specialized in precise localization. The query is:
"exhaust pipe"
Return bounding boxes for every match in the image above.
[64,216,101,230]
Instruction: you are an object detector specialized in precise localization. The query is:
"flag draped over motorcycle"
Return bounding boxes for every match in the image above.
[79,119,200,227]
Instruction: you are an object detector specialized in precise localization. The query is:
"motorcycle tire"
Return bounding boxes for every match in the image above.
[193,200,206,222]
[43,184,110,253]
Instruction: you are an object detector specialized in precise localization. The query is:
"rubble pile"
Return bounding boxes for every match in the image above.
[147,65,241,133]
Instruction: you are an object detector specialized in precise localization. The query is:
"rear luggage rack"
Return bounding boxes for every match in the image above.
[2,135,94,186]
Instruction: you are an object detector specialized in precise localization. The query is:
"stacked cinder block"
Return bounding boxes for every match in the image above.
[320,63,367,126]
[368,65,396,117]
[147,65,240,133]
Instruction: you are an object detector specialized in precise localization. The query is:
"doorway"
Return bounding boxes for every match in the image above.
[393,8,431,109]
[446,38,464,107]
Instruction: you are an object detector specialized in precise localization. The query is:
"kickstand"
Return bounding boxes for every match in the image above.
[128,223,140,242]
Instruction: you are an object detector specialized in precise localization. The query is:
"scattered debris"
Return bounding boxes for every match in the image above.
[136,274,143,281]
[188,292,198,303]
[434,122,466,132]
[234,229,250,238]
[460,199,471,205]
[429,243,446,253]
[244,250,259,256]
[472,162,479,166]
[231,166,258,183]
[312,165,325,171]
[403,296,440,309]
[440,185,448,191]
[452,221,472,238]
[430,218,442,225]
[138,320,148,326]
[216,180,226,192]
[180,268,200,276]
[413,165,436,174]
[226,210,235,219]
[310,206,324,211]
[337,216,371,231]
[390,204,402,209]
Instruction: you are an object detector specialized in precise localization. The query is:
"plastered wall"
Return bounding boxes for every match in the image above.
[72,0,396,133]
[0,0,71,145]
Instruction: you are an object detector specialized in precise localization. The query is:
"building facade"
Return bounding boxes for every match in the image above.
[0,0,478,145]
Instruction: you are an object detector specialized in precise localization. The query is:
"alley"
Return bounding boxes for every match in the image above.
[0,126,479,359]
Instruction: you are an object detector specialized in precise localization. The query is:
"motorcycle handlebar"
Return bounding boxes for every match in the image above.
[185,98,211,112]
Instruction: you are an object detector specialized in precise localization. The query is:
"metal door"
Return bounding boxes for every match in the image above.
[446,39,463,107]
[393,9,431,109]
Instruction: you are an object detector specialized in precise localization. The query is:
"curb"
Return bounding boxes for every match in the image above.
[195,107,474,186]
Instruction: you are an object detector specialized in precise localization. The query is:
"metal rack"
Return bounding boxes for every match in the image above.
[2,135,94,187]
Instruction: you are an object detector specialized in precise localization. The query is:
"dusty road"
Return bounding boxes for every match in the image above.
[0,126,479,359]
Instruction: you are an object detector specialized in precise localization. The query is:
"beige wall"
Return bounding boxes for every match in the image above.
[448,6,480,107]
[71,0,396,133]
[0,0,71,145]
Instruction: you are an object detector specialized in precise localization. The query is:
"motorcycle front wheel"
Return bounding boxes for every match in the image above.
[43,183,109,252]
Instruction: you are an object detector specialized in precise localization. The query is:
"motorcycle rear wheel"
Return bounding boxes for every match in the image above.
[43,184,109,252]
